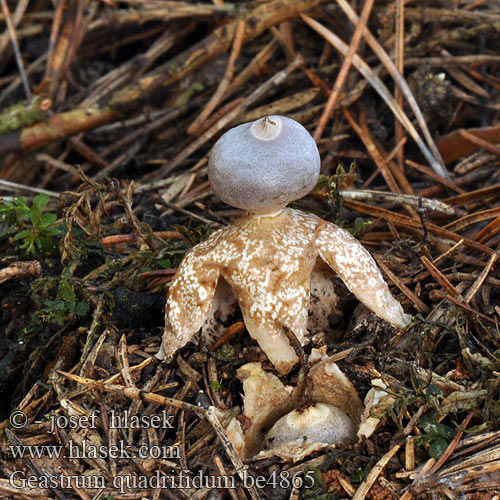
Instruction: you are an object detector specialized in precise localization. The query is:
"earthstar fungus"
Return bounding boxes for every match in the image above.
[226,356,394,461]
[226,355,364,461]
[156,115,411,374]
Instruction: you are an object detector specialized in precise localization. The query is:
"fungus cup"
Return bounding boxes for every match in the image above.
[225,353,388,461]
[264,403,355,449]
[157,115,411,374]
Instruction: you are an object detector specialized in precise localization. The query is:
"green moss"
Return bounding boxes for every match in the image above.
[0,96,48,134]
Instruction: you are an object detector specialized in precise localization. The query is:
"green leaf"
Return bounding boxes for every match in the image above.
[58,279,75,303]
[33,193,49,212]
[14,196,29,213]
[420,416,455,441]
[429,437,448,459]
[156,259,172,269]
[351,218,373,236]
[75,301,89,316]
[41,213,58,225]
[13,229,31,240]
[436,422,456,441]
[425,383,443,398]
[210,381,221,391]
[29,207,41,225]
[19,238,36,255]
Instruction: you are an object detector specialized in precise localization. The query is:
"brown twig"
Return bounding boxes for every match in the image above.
[101,231,183,245]
[0,0,31,100]
[210,322,245,351]
[420,255,460,298]
[343,198,498,256]
[332,0,448,179]
[0,260,41,285]
[187,20,246,136]
[374,255,429,314]
[312,0,375,142]
[301,14,446,178]
[0,0,29,65]
[155,55,304,176]
[444,207,500,233]
[343,109,400,193]
[282,325,313,407]
[458,129,500,157]
[445,294,496,324]
[395,0,405,172]
[352,442,403,500]
[0,0,324,157]
[474,215,500,245]
[464,252,497,303]
[340,189,455,215]
[406,160,465,194]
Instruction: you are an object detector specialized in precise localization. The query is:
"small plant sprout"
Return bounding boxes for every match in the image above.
[157,115,411,374]
[0,193,61,255]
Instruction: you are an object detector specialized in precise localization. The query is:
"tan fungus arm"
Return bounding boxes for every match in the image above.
[316,221,411,329]
[156,246,220,360]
